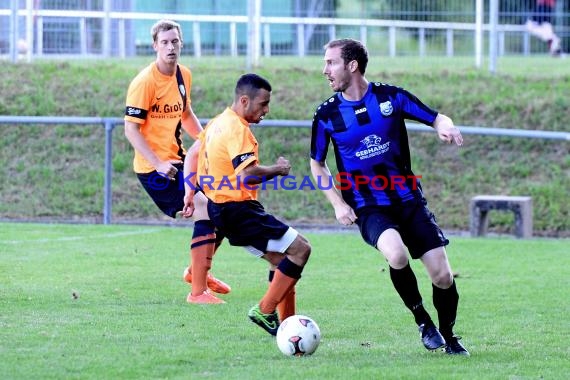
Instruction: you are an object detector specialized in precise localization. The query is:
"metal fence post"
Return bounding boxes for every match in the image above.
[25,0,33,62]
[9,0,18,63]
[475,0,483,68]
[102,0,111,57]
[103,119,115,225]
[489,0,499,74]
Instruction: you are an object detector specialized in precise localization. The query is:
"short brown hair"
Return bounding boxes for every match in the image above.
[325,38,368,75]
[151,19,183,43]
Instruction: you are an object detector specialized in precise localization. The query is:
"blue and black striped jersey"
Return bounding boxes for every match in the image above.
[310,82,438,210]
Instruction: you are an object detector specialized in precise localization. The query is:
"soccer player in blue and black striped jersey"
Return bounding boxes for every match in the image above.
[310,38,469,356]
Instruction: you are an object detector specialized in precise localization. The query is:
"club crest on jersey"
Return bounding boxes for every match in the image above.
[379,101,393,116]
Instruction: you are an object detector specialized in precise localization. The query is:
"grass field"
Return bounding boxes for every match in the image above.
[1,222,568,379]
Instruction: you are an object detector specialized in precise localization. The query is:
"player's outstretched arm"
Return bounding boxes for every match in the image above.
[433,114,463,146]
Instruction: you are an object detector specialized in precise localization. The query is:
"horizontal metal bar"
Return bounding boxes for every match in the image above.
[0,116,567,141]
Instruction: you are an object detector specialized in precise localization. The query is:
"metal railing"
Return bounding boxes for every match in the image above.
[2,1,568,71]
[1,115,568,225]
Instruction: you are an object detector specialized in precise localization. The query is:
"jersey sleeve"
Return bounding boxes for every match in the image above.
[228,127,258,173]
[396,88,438,126]
[124,76,151,124]
[310,107,330,162]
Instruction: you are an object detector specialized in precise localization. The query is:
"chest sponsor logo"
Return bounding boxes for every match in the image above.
[150,101,184,119]
[379,101,393,116]
[356,134,390,159]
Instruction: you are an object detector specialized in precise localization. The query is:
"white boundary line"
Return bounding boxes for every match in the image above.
[0,229,160,245]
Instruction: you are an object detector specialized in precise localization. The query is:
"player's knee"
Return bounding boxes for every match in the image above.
[377,229,407,268]
[378,244,408,269]
[431,268,453,288]
[300,241,311,263]
[296,240,312,264]
[288,235,311,265]
[386,253,408,269]
[299,234,311,252]
[263,252,284,266]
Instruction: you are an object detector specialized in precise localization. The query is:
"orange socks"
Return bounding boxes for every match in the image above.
[190,220,217,296]
[269,269,297,321]
[260,257,303,314]
[277,287,296,322]
[260,269,297,314]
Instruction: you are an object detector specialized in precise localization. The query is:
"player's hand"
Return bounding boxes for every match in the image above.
[156,160,183,181]
[182,192,195,218]
[437,125,463,146]
[276,156,291,176]
[334,203,357,226]
[434,115,463,146]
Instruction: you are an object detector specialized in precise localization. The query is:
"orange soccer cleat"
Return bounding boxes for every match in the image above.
[183,267,232,294]
[186,290,226,304]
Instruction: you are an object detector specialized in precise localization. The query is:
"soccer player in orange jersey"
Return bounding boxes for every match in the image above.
[124,19,229,304]
[183,74,310,334]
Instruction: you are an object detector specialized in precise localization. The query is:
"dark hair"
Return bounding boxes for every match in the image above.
[325,38,368,75]
[235,73,272,99]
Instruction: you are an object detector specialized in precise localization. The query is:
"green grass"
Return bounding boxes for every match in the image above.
[1,222,569,379]
[0,56,568,235]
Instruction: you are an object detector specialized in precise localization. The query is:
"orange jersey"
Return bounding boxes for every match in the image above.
[124,62,192,173]
[198,107,259,203]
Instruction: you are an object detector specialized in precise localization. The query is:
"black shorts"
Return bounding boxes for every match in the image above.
[136,163,185,218]
[207,199,289,252]
[354,197,449,259]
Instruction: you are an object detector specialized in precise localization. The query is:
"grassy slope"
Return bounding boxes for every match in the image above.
[0,56,568,235]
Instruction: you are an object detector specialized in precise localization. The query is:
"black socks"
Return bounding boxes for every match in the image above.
[389,264,433,327]
[433,280,459,340]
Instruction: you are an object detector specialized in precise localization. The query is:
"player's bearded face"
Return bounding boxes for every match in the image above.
[323,47,351,92]
[245,90,271,123]
[331,65,351,92]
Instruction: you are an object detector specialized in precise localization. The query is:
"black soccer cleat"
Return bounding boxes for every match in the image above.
[419,323,446,351]
[444,336,470,356]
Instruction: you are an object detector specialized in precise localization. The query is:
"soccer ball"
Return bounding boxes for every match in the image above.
[276,315,321,356]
